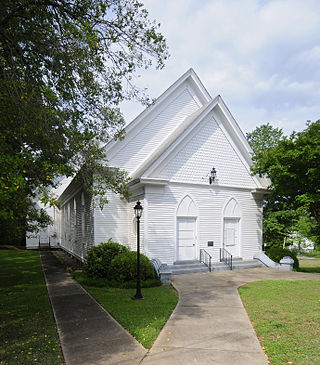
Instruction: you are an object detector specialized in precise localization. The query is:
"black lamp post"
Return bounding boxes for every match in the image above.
[209,167,216,184]
[132,201,144,300]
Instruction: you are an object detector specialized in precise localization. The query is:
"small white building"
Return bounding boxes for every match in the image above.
[28,69,268,265]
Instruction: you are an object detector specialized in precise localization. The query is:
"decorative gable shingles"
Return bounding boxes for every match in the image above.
[151,113,256,188]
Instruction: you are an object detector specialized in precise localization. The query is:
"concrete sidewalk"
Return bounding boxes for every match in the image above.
[40,251,147,365]
[141,268,320,365]
[41,251,320,365]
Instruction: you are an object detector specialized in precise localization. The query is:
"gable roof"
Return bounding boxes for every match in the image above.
[105,68,269,190]
[104,68,212,155]
[129,93,269,189]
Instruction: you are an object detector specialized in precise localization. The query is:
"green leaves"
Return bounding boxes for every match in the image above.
[246,122,283,154]
[248,121,320,248]
[252,121,320,226]
[0,0,168,240]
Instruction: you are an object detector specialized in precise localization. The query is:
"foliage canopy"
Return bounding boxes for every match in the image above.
[0,0,168,242]
[249,121,320,248]
[251,120,320,226]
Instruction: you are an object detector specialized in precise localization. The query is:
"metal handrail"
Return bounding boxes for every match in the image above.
[200,249,212,272]
[220,247,233,270]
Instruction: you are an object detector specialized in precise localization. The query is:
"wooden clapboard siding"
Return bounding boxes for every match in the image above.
[59,182,94,260]
[145,183,262,265]
[94,194,145,253]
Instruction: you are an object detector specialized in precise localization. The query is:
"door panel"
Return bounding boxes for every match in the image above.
[177,217,196,261]
[223,218,240,257]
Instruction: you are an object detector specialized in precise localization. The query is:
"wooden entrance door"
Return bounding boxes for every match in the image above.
[177,217,196,261]
[223,218,240,257]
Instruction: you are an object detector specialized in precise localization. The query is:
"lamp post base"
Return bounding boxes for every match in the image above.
[132,293,144,300]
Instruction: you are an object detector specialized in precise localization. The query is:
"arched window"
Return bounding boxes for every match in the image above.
[224,198,241,218]
[177,195,197,217]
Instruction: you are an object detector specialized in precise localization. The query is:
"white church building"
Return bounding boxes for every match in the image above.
[27,69,268,267]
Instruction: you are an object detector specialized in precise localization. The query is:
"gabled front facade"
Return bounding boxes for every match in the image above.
[30,69,268,264]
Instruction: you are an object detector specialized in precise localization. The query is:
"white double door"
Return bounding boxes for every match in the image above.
[177,217,196,261]
[223,218,240,257]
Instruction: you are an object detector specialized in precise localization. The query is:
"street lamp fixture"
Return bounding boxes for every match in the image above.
[132,201,144,300]
[209,167,216,184]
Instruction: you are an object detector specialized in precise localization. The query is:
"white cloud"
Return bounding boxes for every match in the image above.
[120,0,320,134]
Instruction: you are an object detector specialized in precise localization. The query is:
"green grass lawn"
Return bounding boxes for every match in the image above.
[82,284,178,349]
[239,280,320,365]
[0,249,63,364]
[298,258,320,273]
[298,250,320,258]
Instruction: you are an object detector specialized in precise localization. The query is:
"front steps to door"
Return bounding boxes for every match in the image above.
[169,260,209,275]
[168,258,265,275]
[152,258,266,281]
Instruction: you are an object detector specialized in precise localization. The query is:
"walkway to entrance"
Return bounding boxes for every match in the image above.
[41,250,320,364]
[143,268,320,364]
[41,251,146,364]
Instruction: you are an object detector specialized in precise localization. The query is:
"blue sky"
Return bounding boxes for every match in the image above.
[120,0,320,135]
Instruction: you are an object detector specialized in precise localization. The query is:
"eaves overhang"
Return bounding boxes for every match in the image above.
[251,187,270,197]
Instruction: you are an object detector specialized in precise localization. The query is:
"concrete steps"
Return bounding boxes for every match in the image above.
[169,260,209,275]
[232,259,265,270]
[168,258,265,275]
[212,258,265,272]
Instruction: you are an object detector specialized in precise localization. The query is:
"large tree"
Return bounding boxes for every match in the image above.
[246,122,283,154]
[0,0,168,242]
[250,120,320,248]
[247,123,295,247]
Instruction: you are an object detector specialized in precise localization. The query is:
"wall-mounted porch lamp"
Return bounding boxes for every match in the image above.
[132,201,144,300]
[209,167,216,184]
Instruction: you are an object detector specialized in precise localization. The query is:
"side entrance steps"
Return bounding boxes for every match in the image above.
[169,260,209,275]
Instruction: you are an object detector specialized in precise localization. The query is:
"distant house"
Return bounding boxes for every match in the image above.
[27,69,268,265]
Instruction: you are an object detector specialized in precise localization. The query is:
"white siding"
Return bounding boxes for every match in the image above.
[94,192,129,246]
[94,193,146,254]
[145,183,262,265]
[59,185,94,260]
[107,84,201,173]
[151,113,256,188]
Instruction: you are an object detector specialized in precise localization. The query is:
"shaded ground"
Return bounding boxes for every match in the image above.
[0,249,63,365]
[53,249,83,271]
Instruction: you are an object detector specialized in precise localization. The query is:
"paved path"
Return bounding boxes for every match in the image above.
[40,251,147,365]
[141,268,320,365]
[41,251,320,365]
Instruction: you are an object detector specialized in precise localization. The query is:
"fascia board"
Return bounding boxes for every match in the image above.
[103,68,212,156]
[140,178,169,186]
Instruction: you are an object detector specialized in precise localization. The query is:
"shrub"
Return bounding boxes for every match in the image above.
[85,239,129,278]
[71,271,161,288]
[110,251,156,283]
[266,247,299,270]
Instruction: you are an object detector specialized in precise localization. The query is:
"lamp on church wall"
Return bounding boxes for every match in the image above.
[209,167,216,184]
